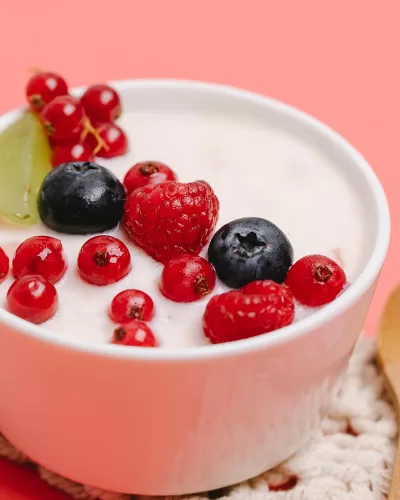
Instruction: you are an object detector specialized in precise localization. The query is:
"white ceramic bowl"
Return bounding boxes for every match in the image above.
[0,80,390,496]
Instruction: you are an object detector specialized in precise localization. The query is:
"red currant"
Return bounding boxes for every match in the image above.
[12,236,67,284]
[123,161,177,196]
[109,289,154,323]
[160,255,216,303]
[111,321,158,347]
[26,71,68,113]
[78,235,131,286]
[0,247,9,284]
[52,141,93,168]
[80,84,121,124]
[87,122,128,158]
[7,275,58,324]
[285,254,347,307]
[41,95,85,142]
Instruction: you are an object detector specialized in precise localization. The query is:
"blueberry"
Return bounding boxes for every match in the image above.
[208,217,293,288]
[38,162,126,234]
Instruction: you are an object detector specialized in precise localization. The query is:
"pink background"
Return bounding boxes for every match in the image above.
[0,0,399,497]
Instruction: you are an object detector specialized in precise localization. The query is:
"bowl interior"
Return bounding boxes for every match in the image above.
[0,79,390,358]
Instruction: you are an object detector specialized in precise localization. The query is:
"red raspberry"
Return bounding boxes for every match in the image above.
[109,289,155,323]
[123,161,177,196]
[7,275,58,324]
[124,180,219,263]
[160,255,216,302]
[111,321,158,347]
[12,236,67,284]
[203,281,294,344]
[80,84,121,124]
[286,254,347,307]
[78,236,131,286]
[0,248,9,284]
[26,71,68,113]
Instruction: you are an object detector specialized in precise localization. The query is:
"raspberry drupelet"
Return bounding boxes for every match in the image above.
[124,180,219,263]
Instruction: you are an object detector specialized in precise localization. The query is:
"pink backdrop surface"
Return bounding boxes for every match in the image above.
[0,0,399,497]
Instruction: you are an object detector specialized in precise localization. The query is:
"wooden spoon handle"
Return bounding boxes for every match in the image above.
[390,442,400,499]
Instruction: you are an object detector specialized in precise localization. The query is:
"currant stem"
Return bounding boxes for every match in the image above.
[81,118,110,155]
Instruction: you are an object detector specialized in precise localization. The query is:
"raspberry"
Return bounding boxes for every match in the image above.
[7,275,58,324]
[0,247,9,284]
[285,254,346,307]
[160,255,216,303]
[109,289,155,323]
[124,180,219,263]
[111,321,158,347]
[203,281,294,344]
[78,236,131,286]
[12,236,67,284]
[123,161,177,196]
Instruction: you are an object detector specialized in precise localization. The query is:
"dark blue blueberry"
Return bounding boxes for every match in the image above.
[38,162,126,234]
[208,217,293,288]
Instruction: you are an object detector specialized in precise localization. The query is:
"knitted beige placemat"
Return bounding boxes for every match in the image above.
[0,337,396,500]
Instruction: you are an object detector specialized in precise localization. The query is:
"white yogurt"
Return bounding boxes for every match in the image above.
[0,109,367,347]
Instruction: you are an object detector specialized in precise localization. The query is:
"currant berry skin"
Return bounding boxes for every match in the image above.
[26,72,68,113]
[109,289,155,323]
[7,275,58,324]
[38,162,126,234]
[87,123,128,158]
[160,255,216,303]
[78,235,131,286]
[41,95,85,142]
[52,141,93,168]
[123,161,177,196]
[208,217,293,288]
[0,247,9,284]
[111,321,158,347]
[80,84,121,124]
[285,254,347,307]
[12,236,67,284]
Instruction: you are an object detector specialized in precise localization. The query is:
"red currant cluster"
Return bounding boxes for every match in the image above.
[25,71,128,167]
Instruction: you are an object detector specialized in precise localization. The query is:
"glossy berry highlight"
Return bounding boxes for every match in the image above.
[208,217,293,288]
[109,289,155,323]
[7,275,58,324]
[12,236,67,284]
[38,162,126,235]
[52,141,93,168]
[81,84,121,124]
[26,71,68,112]
[123,161,177,195]
[285,254,347,307]
[160,255,216,303]
[111,321,158,347]
[41,95,85,143]
[88,122,127,158]
[78,235,131,286]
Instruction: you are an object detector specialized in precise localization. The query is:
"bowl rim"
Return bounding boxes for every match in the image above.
[0,78,391,361]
